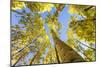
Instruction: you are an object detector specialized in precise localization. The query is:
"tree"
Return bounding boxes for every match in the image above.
[67,5,96,61]
[51,30,85,63]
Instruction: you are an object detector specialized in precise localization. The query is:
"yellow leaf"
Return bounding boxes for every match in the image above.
[12,0,25,10]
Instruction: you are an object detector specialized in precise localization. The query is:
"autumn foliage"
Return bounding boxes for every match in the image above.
[11,0,96,66]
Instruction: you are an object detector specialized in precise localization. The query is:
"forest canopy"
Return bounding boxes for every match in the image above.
[11,0,96,66]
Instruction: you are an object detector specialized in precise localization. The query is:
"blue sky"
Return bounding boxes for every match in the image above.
[58,5,71,41]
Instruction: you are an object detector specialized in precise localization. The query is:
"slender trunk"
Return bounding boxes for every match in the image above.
[76,39,95,50]
[29,43,43,65]
[78,45,93,61]
[12,51,28,66]
[84,6,94,11]
[12,34,41,57]
[54,45,60,63]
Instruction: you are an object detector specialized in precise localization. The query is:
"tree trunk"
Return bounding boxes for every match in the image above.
[51,29,85,63]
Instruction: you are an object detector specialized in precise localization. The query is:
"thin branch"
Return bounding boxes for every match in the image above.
[75,39,95,50]
[12,9,27,16]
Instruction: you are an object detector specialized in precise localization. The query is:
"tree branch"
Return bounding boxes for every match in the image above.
[75,39,95,50]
